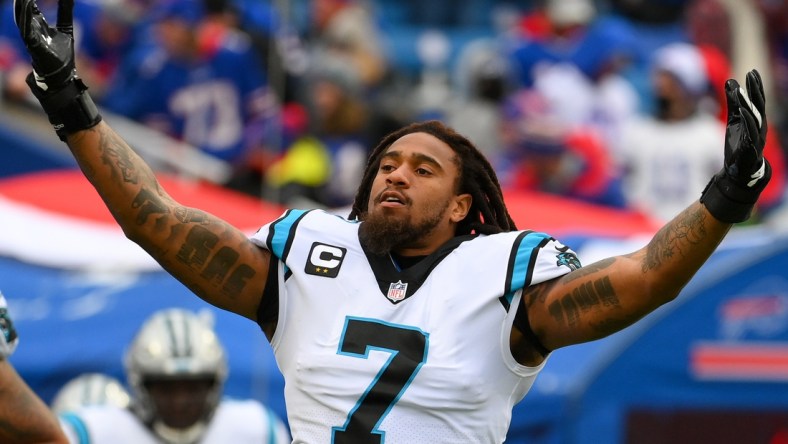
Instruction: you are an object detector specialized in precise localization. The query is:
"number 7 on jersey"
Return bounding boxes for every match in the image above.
[332,317,429,444]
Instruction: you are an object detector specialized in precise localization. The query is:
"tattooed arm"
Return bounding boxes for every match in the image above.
[508,70,770,365]
[65,122,271,321]
[511,202,731,366]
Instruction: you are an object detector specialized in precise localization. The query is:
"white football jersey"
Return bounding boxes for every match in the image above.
[250,209,580,444]
[58,398,290,444]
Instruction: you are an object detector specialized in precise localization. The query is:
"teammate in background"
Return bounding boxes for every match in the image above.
[0,291,69,444]
[51,373,131,414]
[13,1,772,442]
[55,308,291,443]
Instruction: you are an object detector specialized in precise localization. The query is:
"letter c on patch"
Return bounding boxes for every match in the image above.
[305,242,347,277]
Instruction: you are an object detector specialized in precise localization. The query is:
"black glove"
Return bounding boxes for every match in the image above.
[700,69,772,223]
[14,0,101,141]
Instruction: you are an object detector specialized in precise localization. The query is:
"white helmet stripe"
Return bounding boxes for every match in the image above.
[165,311,194,357]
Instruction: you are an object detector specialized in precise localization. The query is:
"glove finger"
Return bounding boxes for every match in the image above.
[27,18,46,49]
[14,0,47,50]
[56,0,74,36]
[13,0,33,37]
[745,70,765,128]
[745,69,765,108]
[740,105,761,157]
[725,79,742,125]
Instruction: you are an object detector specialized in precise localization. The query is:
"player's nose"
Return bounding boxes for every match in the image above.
[385,165,410,187]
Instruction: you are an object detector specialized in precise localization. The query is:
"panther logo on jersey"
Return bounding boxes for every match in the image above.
[556,244,581,271]
[305,242,347,278]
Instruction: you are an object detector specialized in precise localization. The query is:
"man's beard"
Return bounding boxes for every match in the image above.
[359,201,449,256]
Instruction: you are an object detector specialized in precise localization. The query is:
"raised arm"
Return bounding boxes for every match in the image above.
[514,70,772,364]
[68,124,272,320]
[13,0,271,321]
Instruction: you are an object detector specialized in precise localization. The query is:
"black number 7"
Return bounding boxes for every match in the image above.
[332,317,429,444]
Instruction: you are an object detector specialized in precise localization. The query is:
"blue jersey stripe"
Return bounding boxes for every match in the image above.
[60,412,91,444]
[268,209,309,259]
[507,231,552,294]
[264,407,277,444]
[267,210,310,276]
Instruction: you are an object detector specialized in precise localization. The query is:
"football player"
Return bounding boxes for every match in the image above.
[12,0,772,441]
[56,308,291,443]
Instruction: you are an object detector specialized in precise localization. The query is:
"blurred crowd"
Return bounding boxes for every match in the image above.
[2,0,788,224]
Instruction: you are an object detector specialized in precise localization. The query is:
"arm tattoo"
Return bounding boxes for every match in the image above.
[560,257,615,284]
[87,126,260,301]
[201,246,240,282]
[223,264,256,297]
[548,276,619,327]
[644,206,707,272]
[175,207,211,224]
[94,126,170,228]
[98,127,141,184]
[176,225,257,298]
[132,187,169,226]
[176,225,219,269]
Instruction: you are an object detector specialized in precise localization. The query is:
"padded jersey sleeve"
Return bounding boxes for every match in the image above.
[249,209,312,262]
[249,209,314,330]
[504,230,582,296]
[504,231,582,358]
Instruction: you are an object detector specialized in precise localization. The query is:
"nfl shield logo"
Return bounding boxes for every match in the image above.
[387,280,408,302]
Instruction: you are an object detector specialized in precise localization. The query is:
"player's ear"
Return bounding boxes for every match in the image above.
[450,193,472,223]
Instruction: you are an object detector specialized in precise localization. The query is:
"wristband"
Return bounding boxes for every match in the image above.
[26,74,103,142]
[700,160,772,223]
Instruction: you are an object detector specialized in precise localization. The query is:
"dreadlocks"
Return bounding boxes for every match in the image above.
[348,120,517,235]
